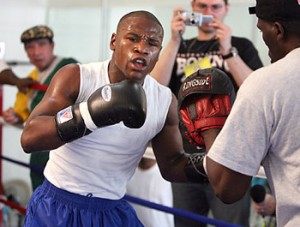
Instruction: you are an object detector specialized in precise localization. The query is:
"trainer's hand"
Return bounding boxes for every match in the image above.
[177,68,235,147]
[180,94,231,146]
[193,94,231,131]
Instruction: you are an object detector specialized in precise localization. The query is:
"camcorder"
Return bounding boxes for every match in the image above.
[181,12,213,27]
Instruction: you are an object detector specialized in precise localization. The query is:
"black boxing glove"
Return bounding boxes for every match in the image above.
[55,80,147,142]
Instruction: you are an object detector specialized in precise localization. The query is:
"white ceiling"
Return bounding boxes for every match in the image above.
[24,0,255,8]
[47,0,188,8]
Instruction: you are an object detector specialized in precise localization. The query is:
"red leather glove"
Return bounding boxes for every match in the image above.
[179,94,231,146]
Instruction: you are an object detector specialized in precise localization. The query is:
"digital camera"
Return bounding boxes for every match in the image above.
[181,12,213,27]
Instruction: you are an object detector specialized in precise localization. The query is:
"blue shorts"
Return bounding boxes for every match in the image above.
[24,179,144,227]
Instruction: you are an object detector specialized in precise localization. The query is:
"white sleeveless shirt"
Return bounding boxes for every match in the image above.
[44,60,172,199]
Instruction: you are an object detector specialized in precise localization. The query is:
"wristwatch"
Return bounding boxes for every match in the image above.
[222,47,238,60]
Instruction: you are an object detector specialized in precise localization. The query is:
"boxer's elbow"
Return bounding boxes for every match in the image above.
[159,167,176,182]
[21,129,36,153]
[21,120,43,153]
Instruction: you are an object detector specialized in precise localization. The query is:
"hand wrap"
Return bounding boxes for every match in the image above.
[184,153,208,183]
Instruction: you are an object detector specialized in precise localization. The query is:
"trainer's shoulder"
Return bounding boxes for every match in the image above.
[239,64,276,98]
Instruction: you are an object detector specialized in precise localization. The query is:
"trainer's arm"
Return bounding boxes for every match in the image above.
[200,130,252,204]
[206,157,252,203]
[21,64,80,153]
[152,94,188,182]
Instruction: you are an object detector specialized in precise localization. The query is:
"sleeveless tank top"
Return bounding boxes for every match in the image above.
[44,60,172,199]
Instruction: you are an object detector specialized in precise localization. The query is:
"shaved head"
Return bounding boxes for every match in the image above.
[117,10,164,37]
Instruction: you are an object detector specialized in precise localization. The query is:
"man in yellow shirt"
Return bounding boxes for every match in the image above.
[3,25,78,191]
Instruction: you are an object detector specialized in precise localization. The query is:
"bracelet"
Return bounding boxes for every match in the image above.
[222,47,238,60]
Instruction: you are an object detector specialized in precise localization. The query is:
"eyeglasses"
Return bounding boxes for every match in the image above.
[194,3,225,13]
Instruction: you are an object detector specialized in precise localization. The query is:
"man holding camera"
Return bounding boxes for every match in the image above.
[151,0,263,226]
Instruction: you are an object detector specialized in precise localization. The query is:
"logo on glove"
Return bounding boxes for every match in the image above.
[178,68,236,108]
[182,76,211,93]
[101,85,112,102]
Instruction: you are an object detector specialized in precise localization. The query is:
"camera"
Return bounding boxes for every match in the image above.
[181,12,213,27]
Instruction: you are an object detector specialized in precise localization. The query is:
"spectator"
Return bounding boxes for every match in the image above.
[2,25,78,191]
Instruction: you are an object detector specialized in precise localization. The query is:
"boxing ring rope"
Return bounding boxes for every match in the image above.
[0,86,3,195]
[0,154,241,227]
[0,81,48,224]
[0,83,241,227]
[0,197,26,215]
[124,195,241,227]
[0,85,5,225]
[30,84,48,92]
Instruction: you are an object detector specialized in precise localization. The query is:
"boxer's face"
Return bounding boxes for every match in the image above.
[110,16,163,82]
[24,38,54,71]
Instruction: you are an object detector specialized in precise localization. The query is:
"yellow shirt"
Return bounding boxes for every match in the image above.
[14,69,38,122]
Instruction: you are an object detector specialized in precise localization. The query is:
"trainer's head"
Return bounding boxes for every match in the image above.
[249,0,300,63]
[109,10,163,83]
[20,25,55,71]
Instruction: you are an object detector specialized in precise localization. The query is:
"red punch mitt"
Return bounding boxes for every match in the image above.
[178,68,235,146]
